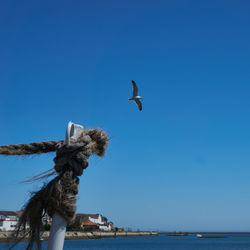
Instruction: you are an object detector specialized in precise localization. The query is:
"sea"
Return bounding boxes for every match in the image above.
[1,233,250,249]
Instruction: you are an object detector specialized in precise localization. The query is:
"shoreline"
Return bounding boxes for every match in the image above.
[0,231,158,242]
[159,232,250,234]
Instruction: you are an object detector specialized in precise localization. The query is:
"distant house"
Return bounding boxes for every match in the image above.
[0,211,19,231]
[75,214,114,231]
[99,222,113,231]
[81,217,99,231]
[42,212,52,225]
[116,227,124,232]
[0,209,52,232]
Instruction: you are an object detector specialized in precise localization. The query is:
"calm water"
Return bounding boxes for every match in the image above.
[1,233,250,249]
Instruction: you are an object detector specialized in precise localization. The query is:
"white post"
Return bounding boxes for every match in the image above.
[47,214,67,250]
[47,122,84,250]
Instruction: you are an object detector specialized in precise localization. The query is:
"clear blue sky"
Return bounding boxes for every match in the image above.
[1,0,250,232]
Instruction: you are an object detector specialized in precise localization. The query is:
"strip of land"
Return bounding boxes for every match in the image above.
[0,231,158,242]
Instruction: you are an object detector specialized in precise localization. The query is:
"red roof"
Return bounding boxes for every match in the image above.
[83,218,97,226]
[15,210,24,217]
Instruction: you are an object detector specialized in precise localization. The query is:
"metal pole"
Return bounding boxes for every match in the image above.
[47,122,83,250]
[47,214,67,250]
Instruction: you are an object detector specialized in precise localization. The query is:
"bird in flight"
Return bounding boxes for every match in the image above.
[128,80,143,111]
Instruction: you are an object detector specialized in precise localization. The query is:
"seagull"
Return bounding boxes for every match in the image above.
[128,80,143,111]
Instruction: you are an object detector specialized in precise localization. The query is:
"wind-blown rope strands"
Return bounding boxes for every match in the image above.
[21,168,56,183]
[0,129,108,250]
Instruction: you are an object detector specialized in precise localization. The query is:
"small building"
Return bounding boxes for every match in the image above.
[0,211,19,231]
[116,227,124,232]
[75,213,114,231]
[42,212,52,225]
[99,222,114,231]
[81,218,99,231]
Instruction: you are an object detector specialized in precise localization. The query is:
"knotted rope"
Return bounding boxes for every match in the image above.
[0,129,108,250]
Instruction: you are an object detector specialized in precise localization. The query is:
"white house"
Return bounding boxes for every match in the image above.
[76,213,114,231]
[88,214,105,225]
[0,211,19,231]
[99,222,113,231]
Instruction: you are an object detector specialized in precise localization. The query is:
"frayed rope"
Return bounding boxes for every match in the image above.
[0,129,108,250]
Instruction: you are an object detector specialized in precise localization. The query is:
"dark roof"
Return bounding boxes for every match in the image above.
[0,211,18,216]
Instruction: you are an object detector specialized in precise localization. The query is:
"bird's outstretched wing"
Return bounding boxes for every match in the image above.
[135,99,142,111]
[132,80,138,97]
